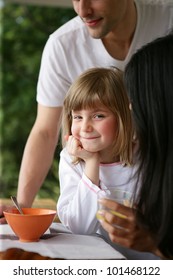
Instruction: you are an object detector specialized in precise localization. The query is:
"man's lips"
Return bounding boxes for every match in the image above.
[83,18,102,27]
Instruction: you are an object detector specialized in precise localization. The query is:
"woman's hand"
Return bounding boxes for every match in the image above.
[97,198,157,253]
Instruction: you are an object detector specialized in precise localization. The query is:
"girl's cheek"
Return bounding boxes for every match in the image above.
[71,125,78,138]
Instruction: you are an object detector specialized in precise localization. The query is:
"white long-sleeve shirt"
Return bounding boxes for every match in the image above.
[57,149,160,259]
[57,148,136,234]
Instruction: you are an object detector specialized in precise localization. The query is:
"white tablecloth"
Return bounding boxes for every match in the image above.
[0,223,125,259]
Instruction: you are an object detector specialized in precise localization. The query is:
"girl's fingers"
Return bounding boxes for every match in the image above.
[64,134,69,141]
[67,135,80,153]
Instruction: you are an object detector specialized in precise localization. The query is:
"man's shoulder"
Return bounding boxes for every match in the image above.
[136,0,173,23]
[136,0,173,7]
[50,16,87,41]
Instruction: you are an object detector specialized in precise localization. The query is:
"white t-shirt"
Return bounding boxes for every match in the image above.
[57,149,159,260]
[37,0,173,107]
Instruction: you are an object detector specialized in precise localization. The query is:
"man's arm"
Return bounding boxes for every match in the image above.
[17,104,62,207]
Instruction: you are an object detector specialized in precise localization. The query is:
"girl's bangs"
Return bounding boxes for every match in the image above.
[71,91,103,111]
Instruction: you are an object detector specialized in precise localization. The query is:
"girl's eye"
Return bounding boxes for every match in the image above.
[93,114,105,119]
[72,115,82,120]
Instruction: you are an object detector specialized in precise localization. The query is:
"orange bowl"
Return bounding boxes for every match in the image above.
[3,208,56,242]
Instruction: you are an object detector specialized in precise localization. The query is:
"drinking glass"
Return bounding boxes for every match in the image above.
[96,189,133,220]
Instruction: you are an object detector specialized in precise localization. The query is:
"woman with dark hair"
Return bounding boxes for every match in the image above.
[98,32,173,259]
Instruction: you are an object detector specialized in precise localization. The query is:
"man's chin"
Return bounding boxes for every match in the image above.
[87,30,103,39]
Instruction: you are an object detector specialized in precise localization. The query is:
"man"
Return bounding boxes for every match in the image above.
[1,0,173,221]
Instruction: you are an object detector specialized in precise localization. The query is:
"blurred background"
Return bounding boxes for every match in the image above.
[0,0,76,200]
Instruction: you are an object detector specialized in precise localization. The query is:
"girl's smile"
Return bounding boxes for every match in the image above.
[71,106,118,160]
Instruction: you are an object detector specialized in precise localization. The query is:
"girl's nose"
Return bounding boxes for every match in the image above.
[81,120,93,132]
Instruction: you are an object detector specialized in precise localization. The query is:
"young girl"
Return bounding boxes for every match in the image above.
[57,67,140,259]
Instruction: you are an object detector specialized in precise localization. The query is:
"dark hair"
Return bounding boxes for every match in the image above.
[124,32,173,258]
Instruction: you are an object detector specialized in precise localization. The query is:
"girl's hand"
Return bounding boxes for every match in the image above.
[97,198,157,253]
[65,135,99,162]
[65,135,100,186]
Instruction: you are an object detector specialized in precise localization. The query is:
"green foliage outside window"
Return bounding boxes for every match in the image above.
[0,3,76,200]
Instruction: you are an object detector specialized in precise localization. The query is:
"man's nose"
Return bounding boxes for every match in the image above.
[78,0,92,18]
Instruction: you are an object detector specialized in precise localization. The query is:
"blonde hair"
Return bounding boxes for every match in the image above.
[61,67,133,165]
